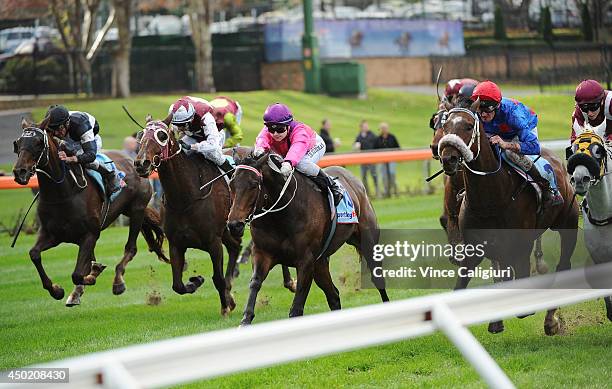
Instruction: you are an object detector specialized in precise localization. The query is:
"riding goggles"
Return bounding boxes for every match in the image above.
[266,124,288,134]
[578,102,601,113]
[478,101,499,113]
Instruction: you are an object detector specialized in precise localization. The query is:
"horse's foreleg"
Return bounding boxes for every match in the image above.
[289,260,315,318]
[556,228,577,272]
[241,250,273,326]
[238,239,253,265]
[313,260,341,311]
[29,232,63,300]
[170,244,203,295]
[282,265,296,293]
[222,229,241,289]
[352,226,389,302]
[113,210,144,295]
[74,235,102,286]
[533,237,548,274]
[209,240,235,317]
[454,255,483,290]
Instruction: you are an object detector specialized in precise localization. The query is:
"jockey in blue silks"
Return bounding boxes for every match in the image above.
[472,81,564,207]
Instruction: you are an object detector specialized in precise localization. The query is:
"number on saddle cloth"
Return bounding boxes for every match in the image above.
[530,156,558,191]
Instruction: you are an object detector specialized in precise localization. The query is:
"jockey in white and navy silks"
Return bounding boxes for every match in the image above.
[46,105,120,195]
[167,96,234,174]
[471,81,564,207]
[570,79,612,144]
[252,103,343,206]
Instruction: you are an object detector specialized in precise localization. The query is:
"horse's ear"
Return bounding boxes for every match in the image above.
[145,114,153,123]
[470,98,481,113]
[255,152,270,169]
[21,117,30,129]
[162,113,172,126]
[443,100,453,111]
[38,115,50,130]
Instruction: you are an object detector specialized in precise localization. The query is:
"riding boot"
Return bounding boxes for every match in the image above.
[95,164,120,196]
[313,170,343,206]
[527,165,563,207]
[219,159,235,175]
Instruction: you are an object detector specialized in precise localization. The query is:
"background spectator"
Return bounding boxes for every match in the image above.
[319,118,340,153]
[122,135,138,159]
[374,122,400,198]
[353,120,379,198]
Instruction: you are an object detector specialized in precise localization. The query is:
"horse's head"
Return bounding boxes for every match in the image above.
[227,152,271,238]
[134,117,176,177]
[567,131,607,195]
[13,118,51,185]
[438,99,482,176]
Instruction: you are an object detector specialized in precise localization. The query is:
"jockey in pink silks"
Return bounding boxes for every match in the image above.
[253,103,343,205]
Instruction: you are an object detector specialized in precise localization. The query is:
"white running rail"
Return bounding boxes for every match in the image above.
[3,263,611,389]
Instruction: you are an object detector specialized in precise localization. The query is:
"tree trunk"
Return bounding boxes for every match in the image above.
[112,0,132,97]
[188,0,215,93]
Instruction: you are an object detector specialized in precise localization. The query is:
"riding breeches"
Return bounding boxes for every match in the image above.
[181,133,226,165]
[296,134,326,177]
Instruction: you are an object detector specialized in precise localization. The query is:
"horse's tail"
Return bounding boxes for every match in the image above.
[140,207,169,263]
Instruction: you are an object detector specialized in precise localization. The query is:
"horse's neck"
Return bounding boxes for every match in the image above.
[463,130,508,213]
[587,156,612,219]
[158,150,208,203]
[259,168,301,218]
[37,142,74,202]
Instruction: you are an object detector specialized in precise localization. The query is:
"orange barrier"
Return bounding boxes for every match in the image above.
[0,149,434,190]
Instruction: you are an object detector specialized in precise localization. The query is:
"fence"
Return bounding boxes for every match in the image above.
[2,262,610,389]
[430,44,612,90]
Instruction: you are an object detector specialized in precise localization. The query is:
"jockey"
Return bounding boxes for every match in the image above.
[442,78,479,106]
[471,81,564,207]
[168,96,234,174]
[570,79,612,143]
[209,96,244,148]
[46,105,120,196]
[253,103,343,206]
[431,78,479,129]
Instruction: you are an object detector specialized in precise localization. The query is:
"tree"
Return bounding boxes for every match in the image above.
[579,1,594,41]
[494,4,506,41]
[187,0,216,93]
[540,6,553,44]
[111,0,132,97]
[50,0,115,95]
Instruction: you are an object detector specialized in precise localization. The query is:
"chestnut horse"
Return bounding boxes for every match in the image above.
[438,102,579,335]
[12,119,167,306]
[227,153,389,325]
[430,106,548,274]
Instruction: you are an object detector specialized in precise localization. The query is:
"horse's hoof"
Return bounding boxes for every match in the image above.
[83,275,97,285]
[228,294,237,312]
[49,284,65,300]
[188,276,204,288]
[488,321,505,334]
[284,279,297,293]
[544,317,561,336]
[112,283,126,295]
[221,307,231,317]
[65,293,81,307]
[517,312,535,319]
[536,262,549,275]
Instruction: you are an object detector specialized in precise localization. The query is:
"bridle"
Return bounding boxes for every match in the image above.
[16,127,66,184]
[138,121,182,169]
[443,108,502,176]
[232,163,297,224]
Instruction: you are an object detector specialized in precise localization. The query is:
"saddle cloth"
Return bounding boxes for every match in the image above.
[85,153,125,202]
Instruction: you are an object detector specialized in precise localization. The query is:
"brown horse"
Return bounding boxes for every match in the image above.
[12,119,167,306]
[227,153,389,325]
[430,106,548,274]
[134,119,247,315]
[438,102,579,335]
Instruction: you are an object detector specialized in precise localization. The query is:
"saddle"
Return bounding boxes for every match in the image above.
[500,154,543,214]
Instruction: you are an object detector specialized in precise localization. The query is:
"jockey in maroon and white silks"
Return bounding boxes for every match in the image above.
[570,80,612,144]
[168,96,233,173]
